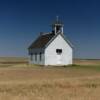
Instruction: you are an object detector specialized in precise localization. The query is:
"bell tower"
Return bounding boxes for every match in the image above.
[52,16,64,35]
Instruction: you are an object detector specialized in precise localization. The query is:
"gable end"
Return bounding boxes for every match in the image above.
[44,33,73,49]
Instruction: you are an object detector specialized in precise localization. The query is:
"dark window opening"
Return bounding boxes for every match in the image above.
[56,26,61,32]
[40,52,42,61]
[56,49,62,54]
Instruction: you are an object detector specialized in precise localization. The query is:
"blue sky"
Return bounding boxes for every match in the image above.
[0,0,100,58]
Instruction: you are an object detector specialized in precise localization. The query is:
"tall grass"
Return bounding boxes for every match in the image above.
[0,78,100,100]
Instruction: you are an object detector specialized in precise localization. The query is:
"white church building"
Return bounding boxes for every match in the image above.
[28,18,73,66]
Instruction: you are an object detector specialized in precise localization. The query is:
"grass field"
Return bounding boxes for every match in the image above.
[0,57,100,100]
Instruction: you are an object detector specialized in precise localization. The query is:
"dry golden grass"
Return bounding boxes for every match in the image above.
[74,59,100,65]
[0,57,99,100]
[0,67,99,100]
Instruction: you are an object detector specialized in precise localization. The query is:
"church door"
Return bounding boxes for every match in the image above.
[56,49,62,65]
[57,55,61,64]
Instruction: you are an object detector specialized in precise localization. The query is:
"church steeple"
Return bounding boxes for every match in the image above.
[52,16,64,35]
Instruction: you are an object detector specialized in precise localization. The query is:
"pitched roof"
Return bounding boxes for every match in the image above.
[28,33,55,49]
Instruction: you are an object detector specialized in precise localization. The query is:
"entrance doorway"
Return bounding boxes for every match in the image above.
[57,55,61,64]
[56,49,62,65]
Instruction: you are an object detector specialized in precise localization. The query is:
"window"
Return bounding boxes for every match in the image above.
[30,53,33,61]
[56,49,62,54]
[56,26,61,33]
[40,52,42,61]
[35,53,37,61]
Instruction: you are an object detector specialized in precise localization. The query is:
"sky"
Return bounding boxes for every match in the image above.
[0,0,100,59]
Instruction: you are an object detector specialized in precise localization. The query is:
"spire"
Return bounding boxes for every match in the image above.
[52,17,64,35]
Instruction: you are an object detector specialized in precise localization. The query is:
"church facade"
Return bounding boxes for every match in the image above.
[28,18,73,65]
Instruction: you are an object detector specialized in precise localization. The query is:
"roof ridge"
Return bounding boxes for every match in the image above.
[42,32,53,35]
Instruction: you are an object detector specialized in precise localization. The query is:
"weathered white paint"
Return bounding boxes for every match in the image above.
[57,55,62,64]
[44,34,72,65]
[29,34,73,66]
[29,51,45,65]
